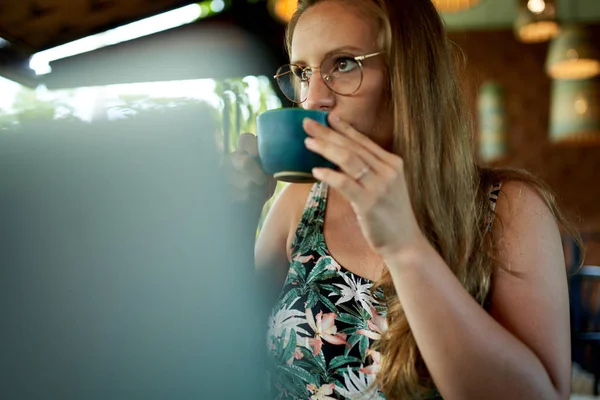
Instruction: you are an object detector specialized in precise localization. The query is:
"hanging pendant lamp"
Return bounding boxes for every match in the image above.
[546,25,600,80]
[514,0,560,43]
[550,77,600,144]
[432,0,481,13]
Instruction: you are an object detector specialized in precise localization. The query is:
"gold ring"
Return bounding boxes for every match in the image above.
[354,166,370,181]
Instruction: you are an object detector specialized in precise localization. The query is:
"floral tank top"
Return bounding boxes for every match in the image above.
[266,182,501,400]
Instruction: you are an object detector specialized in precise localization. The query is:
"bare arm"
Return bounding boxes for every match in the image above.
[385,181,571,400]
[255,183,311,314]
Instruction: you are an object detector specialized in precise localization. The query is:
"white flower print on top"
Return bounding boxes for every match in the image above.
[307,383,337,400]
[267,296,310,350]
[335,366,381,399]
[330,272,378,316]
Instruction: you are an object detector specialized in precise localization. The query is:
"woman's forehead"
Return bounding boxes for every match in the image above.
[290,1,379,64]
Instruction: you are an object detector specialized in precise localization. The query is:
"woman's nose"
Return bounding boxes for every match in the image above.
[302,74,335,111]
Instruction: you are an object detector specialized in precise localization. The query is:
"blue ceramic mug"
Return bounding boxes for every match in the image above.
[256,108,337,183]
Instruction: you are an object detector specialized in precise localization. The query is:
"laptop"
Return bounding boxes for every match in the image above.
[0,109,266,399]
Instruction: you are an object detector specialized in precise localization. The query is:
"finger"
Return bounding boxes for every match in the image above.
[237,132,259,157]
[225,162,268,204]
[224,158,251,191]
[303,118,388,175]
[230,151,268,186]
[304,137,368,179]
[225,162,274,204]
[312,167,366,205]
[328,114,402,169]
[304,136,381,188]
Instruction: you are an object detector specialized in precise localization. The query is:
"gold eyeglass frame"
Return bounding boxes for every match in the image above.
[273,51,384,104]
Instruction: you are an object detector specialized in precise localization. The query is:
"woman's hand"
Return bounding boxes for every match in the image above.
[303,115,426,258]
[226,133,276,212]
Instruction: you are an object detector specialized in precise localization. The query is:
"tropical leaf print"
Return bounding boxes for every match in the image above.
[334,367,382,400]
[266,180,499,399]
[306,256,335,284]
[267,183,388,399]
[328,355,363,371]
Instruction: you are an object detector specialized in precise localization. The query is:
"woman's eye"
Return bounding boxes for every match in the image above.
[336,58,358,72]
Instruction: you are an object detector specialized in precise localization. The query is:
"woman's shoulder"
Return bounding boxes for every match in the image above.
[478,166,562,236]
[493,180,556,228]
[274,182,316,216]
[255,183,317,282]
[260,183,316,239]
[479,167,555,212]
[485,178,563,259]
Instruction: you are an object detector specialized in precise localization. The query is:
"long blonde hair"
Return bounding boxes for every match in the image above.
[286,0,580,398]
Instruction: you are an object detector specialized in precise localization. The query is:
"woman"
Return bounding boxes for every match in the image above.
[230,1,576,399]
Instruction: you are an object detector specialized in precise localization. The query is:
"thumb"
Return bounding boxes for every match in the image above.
[237,133,259,158]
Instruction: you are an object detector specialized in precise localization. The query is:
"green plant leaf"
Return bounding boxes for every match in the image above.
[278,364,318,386]
[337,313,364,326]
[305,290,319,309]
[359,334,369,360]
[282,329,297,364]
[328,355,362,371]
[299,346,326,372]
[278,288,299,308]
[306,256,333,284]
[290,260,307,280]
[317,293,338,314]
[345,334,362,356]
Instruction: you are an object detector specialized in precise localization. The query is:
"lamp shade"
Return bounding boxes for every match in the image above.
[550,77,600,144]
[478,82,509,162]
[432,0,481,13]
[546,25,600,80]
[514,0,559,43]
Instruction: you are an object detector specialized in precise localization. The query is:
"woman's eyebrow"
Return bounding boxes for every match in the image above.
[290,45,365,65]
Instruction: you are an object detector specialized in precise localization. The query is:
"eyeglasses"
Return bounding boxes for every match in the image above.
[274,52,384,104]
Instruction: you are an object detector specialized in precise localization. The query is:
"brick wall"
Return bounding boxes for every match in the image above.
[449,26,600,264]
